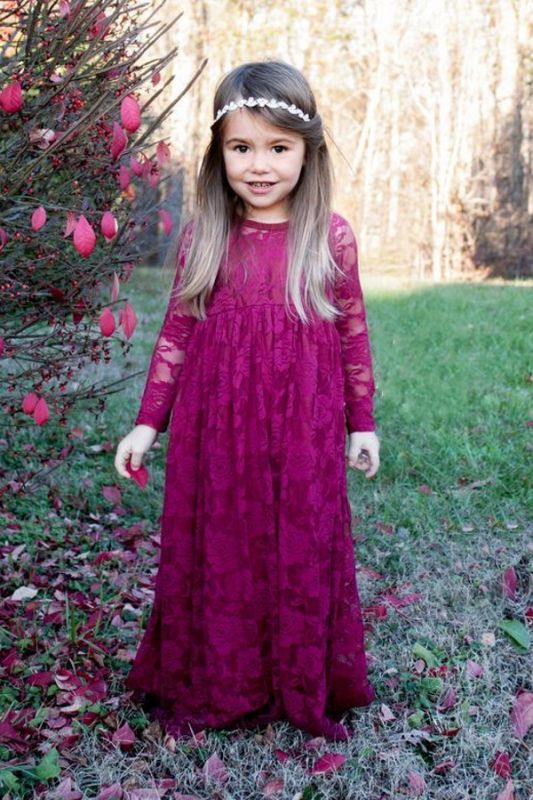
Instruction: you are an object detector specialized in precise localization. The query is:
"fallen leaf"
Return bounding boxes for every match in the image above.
[96,785,124,800]
[111,722,135,750]
[407,770,426,796]
[11,586,38,601]
[496,780,515,800]
[510,690,533,739]
[502,567,517,601]
[379,703,396,722]
[431,759,455,774]
[437,687,457,711]
[102,485,122,504]
[465,659,484,678]
[262,778,285,797]
[490,751,511,779]
[201,751,228,784]
[307,752,347,774]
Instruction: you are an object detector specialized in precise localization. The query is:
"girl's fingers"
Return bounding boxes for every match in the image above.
[115,441,132,478]
[347,447,380,477]
[129,456,143,471]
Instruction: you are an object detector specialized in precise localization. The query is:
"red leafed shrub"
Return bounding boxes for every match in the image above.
[0,0,205,496]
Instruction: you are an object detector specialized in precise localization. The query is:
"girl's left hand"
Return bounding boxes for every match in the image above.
[347,431,380,478]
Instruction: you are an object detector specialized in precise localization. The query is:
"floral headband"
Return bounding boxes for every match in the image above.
[214,96,311,123]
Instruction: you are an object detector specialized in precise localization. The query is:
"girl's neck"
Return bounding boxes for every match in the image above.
[235,216,290,230]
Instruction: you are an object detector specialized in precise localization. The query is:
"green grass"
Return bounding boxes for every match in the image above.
[0,271,530,799]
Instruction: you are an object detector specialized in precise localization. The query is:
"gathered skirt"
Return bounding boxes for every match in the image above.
[124,304,376,741]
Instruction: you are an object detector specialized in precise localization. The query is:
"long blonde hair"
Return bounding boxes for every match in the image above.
[167,60,343,325]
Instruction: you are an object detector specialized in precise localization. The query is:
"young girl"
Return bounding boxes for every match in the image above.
[115,60,380,743]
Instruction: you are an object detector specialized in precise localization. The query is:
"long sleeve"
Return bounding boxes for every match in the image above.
[331,213,376,434]
[134,222,197,433]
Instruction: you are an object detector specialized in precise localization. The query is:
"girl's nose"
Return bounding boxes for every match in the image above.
[250,151,270,172]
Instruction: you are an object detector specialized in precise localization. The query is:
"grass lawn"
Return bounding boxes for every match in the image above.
[0,268,531,799]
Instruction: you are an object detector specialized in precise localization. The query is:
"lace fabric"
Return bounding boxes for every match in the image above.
[134,213,375,435]
[126,212,377,741]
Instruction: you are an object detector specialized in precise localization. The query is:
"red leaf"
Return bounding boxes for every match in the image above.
[31,206,47,231]
[432,759,455,774]
[118,165,131,190]
[159,208,173,235]
[111,271,120,302]
[363,604,388,619]
[22,392,39,414]
[111,121,128,160]
[111,722,135,750]
[95,784,124,800]
[502,567,517,601]
[0,80,23,113]
[73,215,96,257]
[126,458,148,488]
[201,751,228,783]
[130,155,143,176]
[101,210,118,241]
[261,778,284,796]
[152,71,161,86]
[407,770,426,796]
[156,140,171,165]
[174,795,202,800]
[120,301,137,338]
[120,95,141,133]
[102,485,121,504]
[308,752,347,774]
[496,780,515,800]
[33,397,49,425]
[0,336,4,356]
[490,751,512,779]
[59,1,71,18]
[99,308,116,337]
[379,703,396,722]
[437,686,457,711]
[465,659,484,678]
[510,690,533,739]
[63,211,77,237]
[381,591,422,608]
[417,484,433,494]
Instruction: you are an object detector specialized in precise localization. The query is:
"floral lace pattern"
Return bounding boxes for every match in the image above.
[126,212,377,741]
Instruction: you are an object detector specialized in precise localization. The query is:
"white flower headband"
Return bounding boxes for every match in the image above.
[214,96,311,123]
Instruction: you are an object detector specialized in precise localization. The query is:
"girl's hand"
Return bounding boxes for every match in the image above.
[347,431,380,478]
[114,424,159,479]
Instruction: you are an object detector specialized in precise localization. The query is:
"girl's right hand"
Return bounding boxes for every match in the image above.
[114,424,159,479]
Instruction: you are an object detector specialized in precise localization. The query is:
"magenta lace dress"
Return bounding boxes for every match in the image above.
[124,211,377,741]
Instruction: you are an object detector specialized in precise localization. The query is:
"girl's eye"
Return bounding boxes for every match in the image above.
[231,145,288,154]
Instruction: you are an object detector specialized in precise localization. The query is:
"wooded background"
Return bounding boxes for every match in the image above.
[150,0,532,281]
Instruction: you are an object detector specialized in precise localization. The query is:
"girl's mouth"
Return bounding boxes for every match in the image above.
[247,182,276,193]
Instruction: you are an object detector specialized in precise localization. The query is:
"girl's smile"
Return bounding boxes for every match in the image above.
[222,108,305,221]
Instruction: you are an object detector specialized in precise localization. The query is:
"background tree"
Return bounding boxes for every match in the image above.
[163,0,532,280]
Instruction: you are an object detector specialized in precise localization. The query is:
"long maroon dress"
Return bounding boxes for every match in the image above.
[124,211,377,741]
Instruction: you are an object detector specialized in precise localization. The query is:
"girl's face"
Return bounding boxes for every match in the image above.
[221,108,306,222]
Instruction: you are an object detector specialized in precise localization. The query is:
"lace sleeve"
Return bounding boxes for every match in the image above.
[133,222,197,433]
[331,214,376,434]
